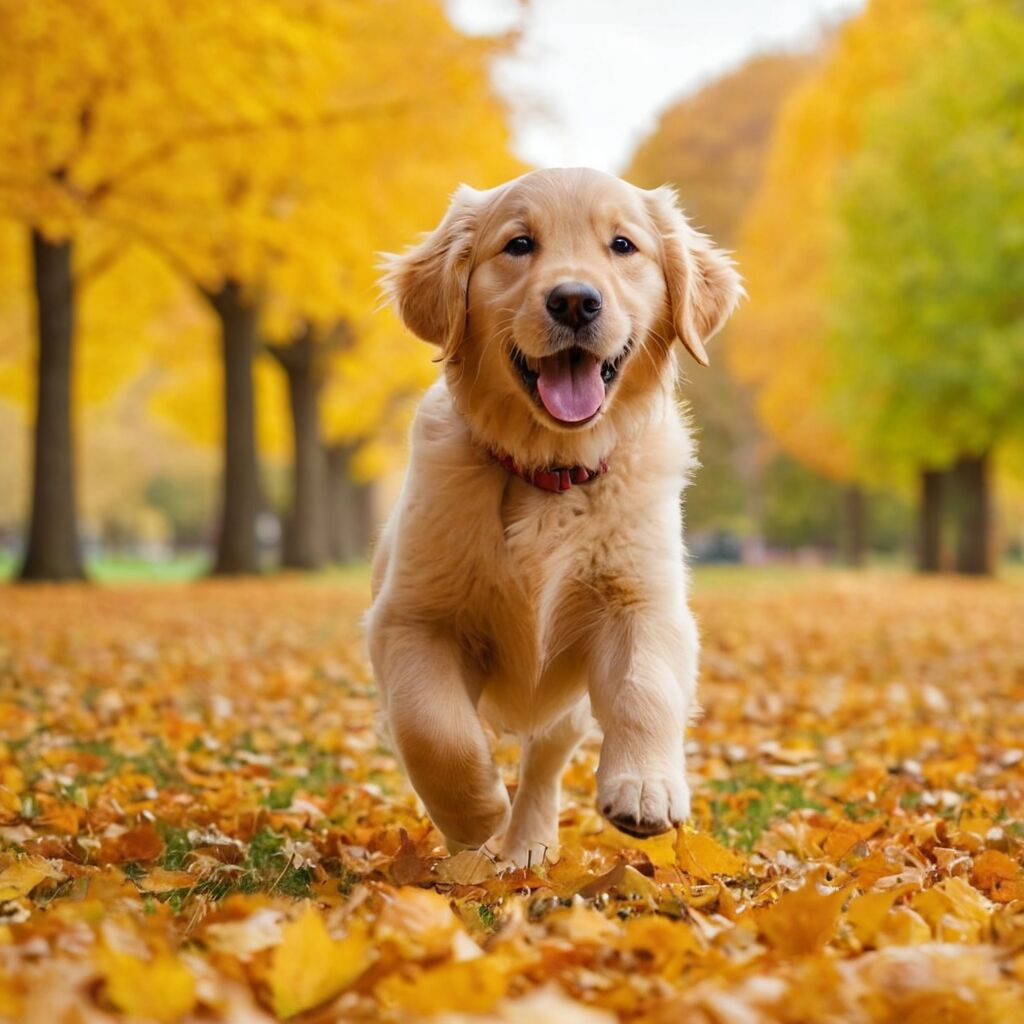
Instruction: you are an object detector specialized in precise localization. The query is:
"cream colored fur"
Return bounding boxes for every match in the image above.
[367,168,741,866]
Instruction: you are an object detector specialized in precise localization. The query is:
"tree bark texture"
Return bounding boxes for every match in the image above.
[917,468,946,573]
[19,230,86,582]
[325,443,375,563]
[952,453,992,575]
[209,280,260,575]
[839,484,866,568]
[271,330,328,570]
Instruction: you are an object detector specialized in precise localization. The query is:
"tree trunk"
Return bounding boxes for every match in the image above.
[19,230,86,581]
[325,443,374,563]
[952,453,992,575]
[270,330,327,570]
[839,484,866,568]
[208,280,260,575]
[917,468,945,573]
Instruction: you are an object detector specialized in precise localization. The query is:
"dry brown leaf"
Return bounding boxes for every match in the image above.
[435,849,499,885]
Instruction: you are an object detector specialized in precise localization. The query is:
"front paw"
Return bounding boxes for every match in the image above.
[598,772,691,838]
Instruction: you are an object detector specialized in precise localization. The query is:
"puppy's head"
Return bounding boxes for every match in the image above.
[383,168,741,464]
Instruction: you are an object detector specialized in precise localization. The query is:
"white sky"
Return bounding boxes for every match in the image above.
[447,0,863,173]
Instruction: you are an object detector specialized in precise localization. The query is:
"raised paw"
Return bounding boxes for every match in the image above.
[598,772,691,838]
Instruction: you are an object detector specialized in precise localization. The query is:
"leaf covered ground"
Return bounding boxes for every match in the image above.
[2,572,1024,1022]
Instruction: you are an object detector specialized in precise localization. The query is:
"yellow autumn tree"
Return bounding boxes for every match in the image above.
[143,4,520,570]
[0,0,520,576]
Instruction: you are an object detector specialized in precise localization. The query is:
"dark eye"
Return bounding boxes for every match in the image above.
[610,236,637,255]
[504,235,534,256]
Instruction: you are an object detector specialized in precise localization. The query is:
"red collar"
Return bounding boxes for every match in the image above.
[489,449,609,493]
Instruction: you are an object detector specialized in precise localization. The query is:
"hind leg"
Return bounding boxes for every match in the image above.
[498,702,592,867]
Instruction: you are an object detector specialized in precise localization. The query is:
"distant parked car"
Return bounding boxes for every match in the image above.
[690,530,744,564]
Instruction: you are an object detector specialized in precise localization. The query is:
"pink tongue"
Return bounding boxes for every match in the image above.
[535,351,605,423]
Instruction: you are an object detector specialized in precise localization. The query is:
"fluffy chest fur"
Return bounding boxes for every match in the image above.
[371,380,695,735]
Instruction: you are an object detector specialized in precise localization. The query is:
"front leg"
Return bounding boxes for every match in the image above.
[368,616,511,850]
[589,598,697,837]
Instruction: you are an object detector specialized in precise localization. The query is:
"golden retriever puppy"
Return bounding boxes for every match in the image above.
[368,168,741,866]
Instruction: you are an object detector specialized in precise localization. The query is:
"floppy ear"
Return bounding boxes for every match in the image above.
[380,184,486,362]
[645,186,744,366]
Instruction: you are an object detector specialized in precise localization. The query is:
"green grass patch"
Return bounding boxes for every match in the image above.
[705,769,826,851]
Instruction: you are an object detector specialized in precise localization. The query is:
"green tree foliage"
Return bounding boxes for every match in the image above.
[732,0,1022,571]
[826,0,1024,572]
[829,0,1024,473]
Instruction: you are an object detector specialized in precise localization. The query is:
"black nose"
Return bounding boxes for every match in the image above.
[545,282,602,330]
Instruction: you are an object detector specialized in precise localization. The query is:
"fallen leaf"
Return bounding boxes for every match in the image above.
[376,886,462,959]
[101,824,165,864]
[136,867,197,893]
[600,826,678,866]
[676,831,745,882]
[758,871,848,955]
[376,953,514,1015]
[435,849,498,885]
[971,849,1020,892]
[269,905,372,1019]
[845,888,899,946]
[100,947,196,1022]
[204,908,284,960]
[0,856,63,900]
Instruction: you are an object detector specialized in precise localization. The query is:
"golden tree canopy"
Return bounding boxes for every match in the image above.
[729,0,939,482]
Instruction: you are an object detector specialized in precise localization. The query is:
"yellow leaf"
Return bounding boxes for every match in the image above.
[376,886,461,959]
[0,857,62,900]
[876,906,932,946]
[620,914,702,967]
[911,877,992,942]
[1,764,24,795]
[269,905,372,1019]
[100,948,196,1023]
[549,901,622,945]
[758,870,848,955]
[845,888,899,946]
[676,830,745,881]
[601,826,678,866]
[376,954,512,1015]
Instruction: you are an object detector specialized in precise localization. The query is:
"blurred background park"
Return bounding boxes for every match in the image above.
[1,0,1022,583]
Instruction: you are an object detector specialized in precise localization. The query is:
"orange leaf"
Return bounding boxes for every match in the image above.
[101,824,164,864]
[821,818,883,859]
[971,849,1020,892]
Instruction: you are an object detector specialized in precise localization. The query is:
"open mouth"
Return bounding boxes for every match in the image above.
[510,341,634,425]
